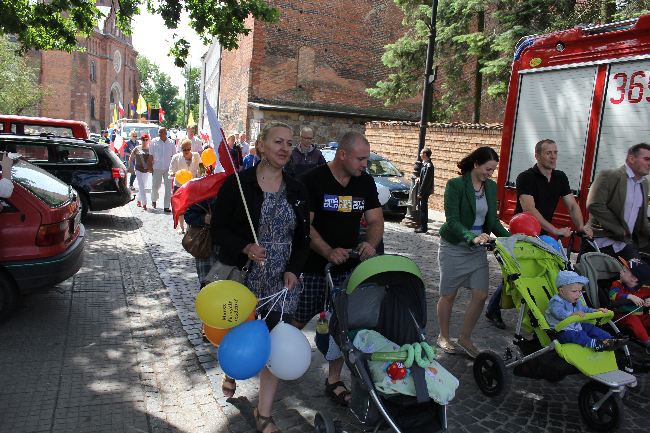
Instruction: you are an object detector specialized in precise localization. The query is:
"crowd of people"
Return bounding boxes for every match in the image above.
[123,120,649,432]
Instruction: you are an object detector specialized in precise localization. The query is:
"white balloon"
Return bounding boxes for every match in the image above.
[376,182,391,206]
[267,322,312,380]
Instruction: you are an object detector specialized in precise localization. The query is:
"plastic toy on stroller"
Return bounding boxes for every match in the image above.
[313,254,456,433]
[473,234,637,431]
[576,248,650,370]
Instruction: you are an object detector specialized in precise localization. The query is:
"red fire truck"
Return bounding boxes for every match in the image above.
[496,14,650,229]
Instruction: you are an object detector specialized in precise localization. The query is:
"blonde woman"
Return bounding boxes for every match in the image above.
[169,138,201,233]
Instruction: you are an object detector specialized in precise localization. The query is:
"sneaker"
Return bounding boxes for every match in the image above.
[164,208,171,213]
[414,228,428,233]
[137,201,141,208]
[142,205,147,211]
[152,201,157,209]
[594,338,628,352]
[485,311,506,329]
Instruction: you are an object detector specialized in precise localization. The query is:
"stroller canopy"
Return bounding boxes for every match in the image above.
[347,255,423,294]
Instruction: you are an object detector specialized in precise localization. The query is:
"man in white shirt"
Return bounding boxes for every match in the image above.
[586,142,650,260]
[238,132,250,158]
[149,127,176,212]
[187,126,203,154]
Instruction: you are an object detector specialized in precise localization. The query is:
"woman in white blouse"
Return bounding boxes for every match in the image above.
[169,138,201,233]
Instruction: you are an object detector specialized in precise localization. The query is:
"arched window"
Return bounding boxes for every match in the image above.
[90,61,96,82]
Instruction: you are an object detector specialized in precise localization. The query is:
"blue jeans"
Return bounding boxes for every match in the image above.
[557,323,612,348]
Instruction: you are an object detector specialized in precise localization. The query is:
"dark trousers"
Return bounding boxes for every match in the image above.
[418,195,430,230]
[486,282,503,316]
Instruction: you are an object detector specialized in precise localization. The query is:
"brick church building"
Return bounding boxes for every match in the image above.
[27,1,140,132]
[201,0,421,143]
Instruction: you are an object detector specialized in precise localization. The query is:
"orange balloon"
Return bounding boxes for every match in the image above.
[203,309,256,346]
[175,169,192,185]
[201,148,216,167]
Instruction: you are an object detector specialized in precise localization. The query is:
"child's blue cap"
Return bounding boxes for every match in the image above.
[556,270,589,288]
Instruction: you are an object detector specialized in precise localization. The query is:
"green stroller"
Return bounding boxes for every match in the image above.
[473,234,637,431]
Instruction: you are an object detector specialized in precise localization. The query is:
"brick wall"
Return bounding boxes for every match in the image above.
[218,17,256,134]
[365,121,503,212]
[250,0,419,114]
[247,107,366,144]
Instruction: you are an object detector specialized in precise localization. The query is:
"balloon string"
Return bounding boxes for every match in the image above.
[278,288,288,323]
[223,140,259,246]
[263,288,288,321]
[256,290,285,311]
[612,305,644,324]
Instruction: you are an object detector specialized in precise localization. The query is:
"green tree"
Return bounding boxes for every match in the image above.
[183,66,201,127]
[0,36,44,114]
[136,54,183,127]
[369,0,650,122]
[0,0,279,67]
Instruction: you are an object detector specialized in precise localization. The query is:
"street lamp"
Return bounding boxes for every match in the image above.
[404,0,439,227]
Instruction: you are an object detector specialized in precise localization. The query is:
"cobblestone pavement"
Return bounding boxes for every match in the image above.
[1,195,648,433]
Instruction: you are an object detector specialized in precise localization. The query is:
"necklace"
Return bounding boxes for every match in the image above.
[474,182,485,199]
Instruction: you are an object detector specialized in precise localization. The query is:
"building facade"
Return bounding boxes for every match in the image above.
[28,1,140,132]
[201,0,421,143]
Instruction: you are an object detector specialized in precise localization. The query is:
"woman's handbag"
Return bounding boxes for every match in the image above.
[182,225,213,258]
[202,259,250,286]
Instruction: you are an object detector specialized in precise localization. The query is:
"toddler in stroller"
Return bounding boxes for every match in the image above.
[608,258,650,348]
[473,234,637,431]
[545,270,627,352]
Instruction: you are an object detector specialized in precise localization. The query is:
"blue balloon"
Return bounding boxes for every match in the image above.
[539,235,562,253]
[218,320,270,380]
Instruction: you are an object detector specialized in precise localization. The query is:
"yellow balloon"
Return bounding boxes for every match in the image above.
[201,148,216,167]
[195,280,257,329]
[175,169,192,185]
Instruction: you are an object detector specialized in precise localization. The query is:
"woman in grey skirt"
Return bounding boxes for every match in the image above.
[437,147,510,358]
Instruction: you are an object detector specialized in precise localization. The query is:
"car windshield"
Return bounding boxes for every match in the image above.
[122,125,159,140]
[9,159,71,207]
[367,158,402,177]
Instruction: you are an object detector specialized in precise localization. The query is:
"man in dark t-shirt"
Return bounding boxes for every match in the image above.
[486,139,592,328]
[293,131,384,406]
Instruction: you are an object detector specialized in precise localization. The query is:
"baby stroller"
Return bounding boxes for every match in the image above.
[576,249,650,370]
[473,235,637,431]
[313,254,453,433]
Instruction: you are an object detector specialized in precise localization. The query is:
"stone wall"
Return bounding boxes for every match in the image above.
[365,121,503,212]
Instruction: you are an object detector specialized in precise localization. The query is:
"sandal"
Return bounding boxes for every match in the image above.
[456,338,480,359]
[324,378,351,406]
[254,408,282,433]
[436,336,457,354]
[221,376,236,398]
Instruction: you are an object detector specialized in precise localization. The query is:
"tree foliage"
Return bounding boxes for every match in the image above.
[0,36,44,115]
[136,55,182,127]
[0,0,280,67]
[369,0,650,122]
[183,66,201,128]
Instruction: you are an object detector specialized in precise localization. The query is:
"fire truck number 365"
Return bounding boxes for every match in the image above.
[609,70,650,104]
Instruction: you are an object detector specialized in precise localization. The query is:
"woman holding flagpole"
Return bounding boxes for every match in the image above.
[212,121,310,433]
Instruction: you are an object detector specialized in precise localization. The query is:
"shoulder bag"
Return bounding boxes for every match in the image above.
[181,205,213,258]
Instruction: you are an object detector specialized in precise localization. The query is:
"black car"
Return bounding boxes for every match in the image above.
[0,134,132,218]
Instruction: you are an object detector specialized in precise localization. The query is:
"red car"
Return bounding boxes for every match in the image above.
[0,114,90,140]
[0,156,85,321]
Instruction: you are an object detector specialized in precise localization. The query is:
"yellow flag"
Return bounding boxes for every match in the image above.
[113,105,118,123]
[187,111,196,127]
[136,94,147,114]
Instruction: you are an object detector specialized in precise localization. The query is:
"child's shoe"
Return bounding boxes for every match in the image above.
[594,338,628,352]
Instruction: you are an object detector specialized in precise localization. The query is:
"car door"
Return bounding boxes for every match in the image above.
[51,144,103,195]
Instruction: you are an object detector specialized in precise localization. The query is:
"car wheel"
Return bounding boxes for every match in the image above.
[0,272,18,323]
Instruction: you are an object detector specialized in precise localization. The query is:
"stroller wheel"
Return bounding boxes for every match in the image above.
[473,350,509,397]
[314,411,337,433]
[578,381,623,432]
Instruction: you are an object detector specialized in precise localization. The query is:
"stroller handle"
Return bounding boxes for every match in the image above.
[324,249,361,276]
